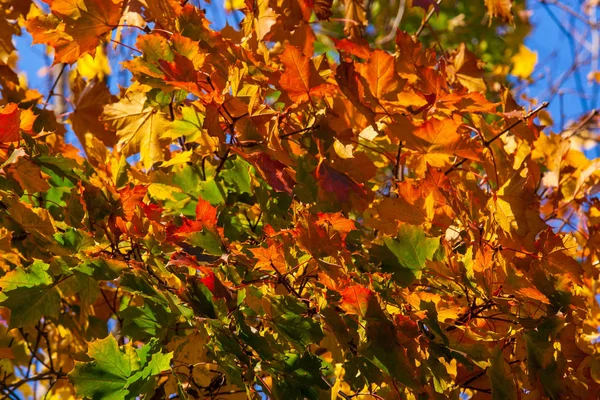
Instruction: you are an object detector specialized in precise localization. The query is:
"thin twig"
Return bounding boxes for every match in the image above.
[110,39,142,54]
[562,109,598,139]
[43,64,67,110]
[539,0,600,28]
[376,0,406,45]
[416,0,442,37]
[214,148,230,177]
[394,140,404,181]
[483,101,549,146]
[279,124,320,139]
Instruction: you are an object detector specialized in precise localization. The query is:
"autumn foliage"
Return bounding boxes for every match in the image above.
[0,0,599,399]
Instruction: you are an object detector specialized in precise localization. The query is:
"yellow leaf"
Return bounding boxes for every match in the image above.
[160,150,193,167]
[331,363,346,400]
[148,183,182,202]
[101,89,171,170]
[224,0,246,11]
[76,45,111,80]
[333,139,354,159]
[511,45,537,79]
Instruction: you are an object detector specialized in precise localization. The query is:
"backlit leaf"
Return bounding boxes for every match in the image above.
[101,89,171,170]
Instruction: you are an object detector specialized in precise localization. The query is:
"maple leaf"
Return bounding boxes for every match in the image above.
[245,0,277,40]
[511,45,537,79]
[316,212,356,242]
[251,244,287,272]
[372,224,441,285]
[339,285,374,317]
[342,0,367,40]
[30,0,125,64]
[195,198,218,228]
[101,89,171,170]
[278,45,337,103]
[357,49,398,103]
[70,77,117,148]
[315,159,370,211]
[244,152,296,194]
[484,0,514,24]
[333,37,371,60]
[449,43,486,92]
[403,117,480,175]
[3,0,600,397]
[7,158,51,193]
[144,0,182,32]
[69,336,172,400]
[0,103,20,143]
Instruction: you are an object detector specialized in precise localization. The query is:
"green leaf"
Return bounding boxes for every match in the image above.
[121,300,175,340]
[271,351,329,399]
[0,285,61,328]
[269,295,324,348]
[54,228,94,252]
[487,347,517,400]
[370,224,440,285]
[187,230,224,255]
[219,157,253,195]
[69,335,172,400]
[0,261,61,328]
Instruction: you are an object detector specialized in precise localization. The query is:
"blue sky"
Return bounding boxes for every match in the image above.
[523,0,598,132]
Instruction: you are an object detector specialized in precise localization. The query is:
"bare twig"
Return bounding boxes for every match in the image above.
[43,64,67,110]
[484,101,550,146]
[562,109,599,139]
[376,0,407,45]
[416,0,442,37]
[445,102,549,175]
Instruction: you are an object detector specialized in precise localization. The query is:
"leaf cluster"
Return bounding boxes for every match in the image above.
[0,0,599,399]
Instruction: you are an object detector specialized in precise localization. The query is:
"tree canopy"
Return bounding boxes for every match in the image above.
[0,0,599,399]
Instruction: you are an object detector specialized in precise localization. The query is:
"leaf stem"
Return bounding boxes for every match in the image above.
[415,0,442,37]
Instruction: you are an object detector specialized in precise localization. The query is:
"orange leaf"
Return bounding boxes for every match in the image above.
[516,287,551,305]
[340,285,373,317]
[334,38,371,60]
[312,0,333,20]
[357,49,398,101]
[196,198,218,228]
[30,0,124,64]
[484,0,513,24]
[251,245,287,272]
[278,45,336,103]
[342,0,366,40]
[316,212,356,240]
[404,118,480,174]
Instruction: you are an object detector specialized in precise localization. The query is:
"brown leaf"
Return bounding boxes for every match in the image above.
[7,158,51,193]
[70,77,118,148]
[313,0,333,20]
[342,0,366,40]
